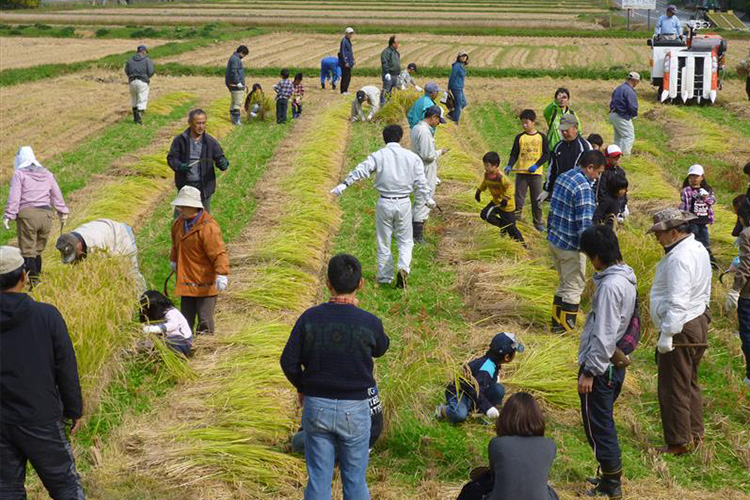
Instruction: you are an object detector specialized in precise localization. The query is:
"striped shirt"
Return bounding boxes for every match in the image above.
[547,167,595,251]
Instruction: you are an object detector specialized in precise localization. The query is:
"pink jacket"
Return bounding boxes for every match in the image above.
[4,166,68,220]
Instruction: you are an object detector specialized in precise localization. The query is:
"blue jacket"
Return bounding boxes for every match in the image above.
[445,355,501,413]
[407,95,436,129]
[339,36,355,67]
[609,82,638,119]
[448,61,466,91]
[225,52,245,90]
[321,56,339,72]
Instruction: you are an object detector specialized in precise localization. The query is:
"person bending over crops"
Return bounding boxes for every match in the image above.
[407,82,440,128]
[3,146,69,286]
[456,393,559,500]
[544,87,581,150]
[546,150,605,334]
[331,125,431,288]
[169,186,229,336]
[280,254,390,500]
[55,218,146,292]
[139,290,193,357]
[476,152,525,245]
[351,86,381,122]
[578,225,637,499]
[0,246,86,500]
[320,55,341,90]
[411,106,448,243]
[167,108,229,214]
[398,62,422,91]
[244,84,267,121]
[436,332,524,424]
[679,164,717,268]
[648,208,711,455]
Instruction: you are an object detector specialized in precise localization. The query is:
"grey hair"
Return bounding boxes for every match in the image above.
[188,108,207,122]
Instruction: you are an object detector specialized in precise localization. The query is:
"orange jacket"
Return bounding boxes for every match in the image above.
[170,211,229,297]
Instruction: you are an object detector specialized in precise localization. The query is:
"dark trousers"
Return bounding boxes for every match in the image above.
[292,102,302,118]
[689,223,710,250]
[737,298,750,379]
[580,366,625,472]
[480,202,524,243]
[340,66,352,93]
[746,76,750,100]
[276,98,289,124]
[0,422,85,500]
[180,295,217,334]
[514,173,544,228]
[658,312,708,445]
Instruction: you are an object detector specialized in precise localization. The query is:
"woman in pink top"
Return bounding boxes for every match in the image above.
[3,146,68,282]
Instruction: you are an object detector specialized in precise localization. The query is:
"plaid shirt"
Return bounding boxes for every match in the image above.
[328,295,358,306]
[292,82,305,103]
[547,167,595,251]
[273,79,294,100]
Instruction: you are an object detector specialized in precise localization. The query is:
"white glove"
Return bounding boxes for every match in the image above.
[537,191,549,203]
[699,188,709,198]
[415,86,423,92]
[331,183,348,197]
[142,324,163,334]
[2,218,9,230]
[486,407,500,419]
[622,205,630,218]
[426,198,437,209]
[236,83,244,90]
[726,289,740,311]
[384,73,391,81]
[216,275,228,292]
[60,213,69,225]
[657,333,674,354]
[170,261,177,272]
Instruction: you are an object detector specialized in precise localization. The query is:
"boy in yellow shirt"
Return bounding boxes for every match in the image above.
[476,152,525,244]
[505,109,550,233]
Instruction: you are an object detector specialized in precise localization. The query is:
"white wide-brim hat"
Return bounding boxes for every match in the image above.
[171,186,204,209]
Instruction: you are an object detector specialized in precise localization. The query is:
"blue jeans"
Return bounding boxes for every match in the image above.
[690,223,710,250]
[449,87,466,123]
[303,397,371,500]
[276,98,289,124]
[446,382,505,424]
[738,298,750,378]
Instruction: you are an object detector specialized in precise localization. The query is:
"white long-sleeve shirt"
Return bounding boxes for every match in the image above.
[351,85,381,122]
[397,69,419,90]
[650,234,711,336]
[343,143,430,203]
[74,219,137,258]
[410,120,442,170]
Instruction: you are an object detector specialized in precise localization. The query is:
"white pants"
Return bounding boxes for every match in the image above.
[413,160,437,222]
[129,79,150,111]
[376,197,413,283]
[609,112,635,155]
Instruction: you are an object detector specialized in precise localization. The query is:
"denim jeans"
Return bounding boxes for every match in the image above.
[450,87,466,123]
[689,223,710,250]
[446,382,505,423]
[738,298,750,378]
[276,98,289,124]
[303,397,371,500]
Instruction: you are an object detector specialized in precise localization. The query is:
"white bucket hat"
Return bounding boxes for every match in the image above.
[171,186,204,209]
[0,246,24,274]
[13,146,41,171]
[688,164,704,177]
[345,27,355,34]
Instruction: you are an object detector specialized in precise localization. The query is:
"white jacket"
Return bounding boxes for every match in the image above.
[74,219,137,257]
[351,85,381,122]
[343,143,431,204]
[650,234,711,336]
[410,121,442,171]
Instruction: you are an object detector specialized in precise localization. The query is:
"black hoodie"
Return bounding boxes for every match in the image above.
[0,293,82,426]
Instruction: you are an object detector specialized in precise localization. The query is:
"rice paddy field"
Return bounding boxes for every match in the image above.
[1,1,750,499]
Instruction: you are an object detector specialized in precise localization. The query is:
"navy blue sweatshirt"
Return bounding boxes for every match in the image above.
[280,302,389,400]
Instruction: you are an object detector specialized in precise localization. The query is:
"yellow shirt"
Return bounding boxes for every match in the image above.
[478,171,515,212]
[509,131,550,175]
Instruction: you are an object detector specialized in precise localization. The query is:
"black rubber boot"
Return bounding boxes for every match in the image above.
[24,257,39,288]
[230,110,241,126]
[132,107,140,124]
[35,255,42,275]
[586,469,622,499]
[413,221,425,244]
[551,295,565,333]
[395,269,408,289]
[559,301,579,334]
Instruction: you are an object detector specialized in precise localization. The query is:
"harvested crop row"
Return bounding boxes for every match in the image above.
[0,36,175,71]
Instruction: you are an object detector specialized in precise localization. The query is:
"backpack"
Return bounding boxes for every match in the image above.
[616,295,641,355]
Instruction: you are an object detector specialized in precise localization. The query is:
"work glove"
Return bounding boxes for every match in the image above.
[384,73,391,81]
[499,199,508,208]
[142,324,163,334]
[485,407,500,419]
[504,165,512,175]
[235,83,244,90]
[475,190,481,203]
[657,333,674,354]
[216,275,228,292]
[622,205,630,218]
[537,191,549,203]
[179,162,191,172]
[426,198,437,209]
[60,213,69,225]
[218,157,230,170]
[726,289,740,311]
[527,164,540,173]
[170,261,177,272]
[415,86,423,92]
[699,188,709,198]
[2,218,9,230]
[331,183,348,197]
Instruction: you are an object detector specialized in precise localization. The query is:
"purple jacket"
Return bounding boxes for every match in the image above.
[679,185,715,225]
[4,166,68,220]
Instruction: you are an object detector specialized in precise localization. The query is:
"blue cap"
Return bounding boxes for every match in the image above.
[424,105,446,124]
[490,332,525,357]
[137,45,148,52]
[424,82,440,94]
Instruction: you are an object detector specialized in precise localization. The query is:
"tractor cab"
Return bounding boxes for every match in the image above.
[648,20,727,104]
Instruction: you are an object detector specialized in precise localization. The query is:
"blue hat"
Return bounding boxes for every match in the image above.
[137,45,148,53]
[490,332,525,357]
[424,105,446,124]
[424,82,440,94]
